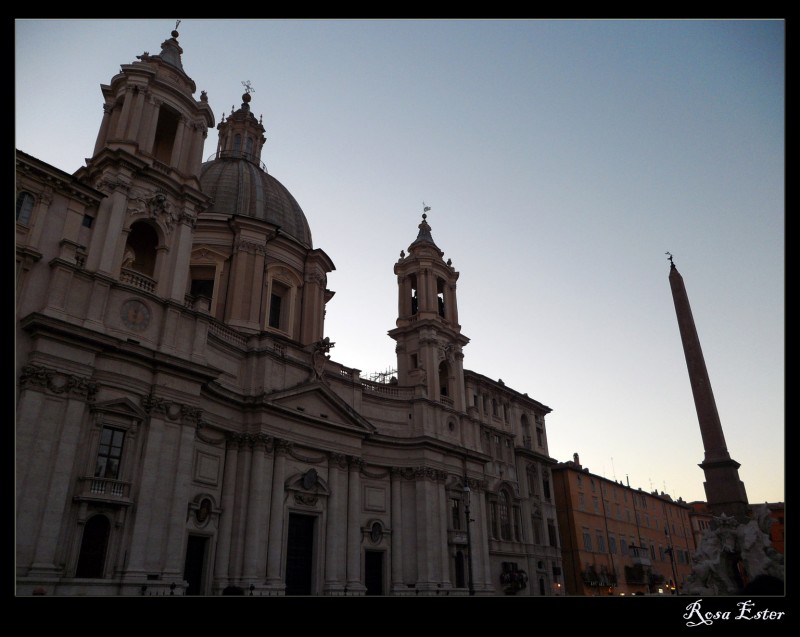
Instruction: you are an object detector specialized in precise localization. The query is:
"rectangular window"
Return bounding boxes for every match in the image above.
[583,528,593,552]
[592,497,599,514]
[490,502,499,539]
[547,519,557,547]
[95,427,125,479]
[596,531,606,553]
[269,293,282,328]
[620,539,628,556]
[268,281,290,330]
[532,517,542,545]
[16,192,35,225]
[659,545,665,561]
[513,506,522,541]
[451,498,461,530]
[543,478,551,501]
[529,472,538,497]
[650,544,656,560]
[536,426,544,447]
[609,534,617,554]
[82,214,94,228]
[578,493,585,511]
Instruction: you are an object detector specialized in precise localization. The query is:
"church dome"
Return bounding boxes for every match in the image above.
[199,157,313,249]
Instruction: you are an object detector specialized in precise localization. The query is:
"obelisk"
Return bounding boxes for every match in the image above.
[667,254,749,519]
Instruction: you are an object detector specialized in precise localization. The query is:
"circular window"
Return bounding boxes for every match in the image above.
[370,522,382,543]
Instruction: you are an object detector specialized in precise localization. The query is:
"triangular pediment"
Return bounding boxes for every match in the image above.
[264,381,376,434]
[191,245,230,263]
[90,397,147,420]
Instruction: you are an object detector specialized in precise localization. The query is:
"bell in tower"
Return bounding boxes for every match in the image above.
[389,208,469,411]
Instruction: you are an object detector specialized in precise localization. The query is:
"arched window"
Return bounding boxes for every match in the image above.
[233,134,242,153]
[152,105,180,164]
[410,273,418,315]
[16,191,35,225]
[124,221,158,277]
[436,277,446,318]
[245,136,254,157]
[75,514,111,578]
[438,361,449,398]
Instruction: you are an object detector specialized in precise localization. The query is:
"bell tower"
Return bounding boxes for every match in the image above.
[389,211,469,411]
[75,23,215,303]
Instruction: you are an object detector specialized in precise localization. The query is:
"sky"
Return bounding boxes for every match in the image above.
[15,19,784,506]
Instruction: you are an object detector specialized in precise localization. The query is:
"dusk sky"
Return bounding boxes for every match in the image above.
[15,19,784,505]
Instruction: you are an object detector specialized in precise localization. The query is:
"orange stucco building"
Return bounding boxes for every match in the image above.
[552,454,696,596]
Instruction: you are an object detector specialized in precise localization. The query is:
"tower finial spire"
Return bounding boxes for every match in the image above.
[666,251,675,268]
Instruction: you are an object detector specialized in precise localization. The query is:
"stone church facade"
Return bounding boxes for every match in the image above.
[15,26,563,596]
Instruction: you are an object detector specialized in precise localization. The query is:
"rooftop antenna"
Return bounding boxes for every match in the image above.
[611,457,617,481]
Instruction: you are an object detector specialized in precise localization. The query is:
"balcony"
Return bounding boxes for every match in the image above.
[120,268,156,293]
[74,476,133,506]
[629,545,652,567]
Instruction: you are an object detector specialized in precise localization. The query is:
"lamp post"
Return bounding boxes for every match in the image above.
[665,527,679,594]
[463,477,475,596]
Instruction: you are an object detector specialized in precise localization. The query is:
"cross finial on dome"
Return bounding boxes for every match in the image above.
[242,80,255,95]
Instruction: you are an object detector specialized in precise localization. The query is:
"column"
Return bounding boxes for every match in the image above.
[169,115,187,170]
[345,457,365,593]
[324,453,347,594]
[26,395,88,575]
[93,102,113,156]
[242,435,271,582]
[163,417,197,578]
[123,415,166,578]
[213,436,240,585]
[265,440,288,588]
[414,469,437,591]
[438,476,452,590]
[228,437,252,580]
[390,468,404,591]
[124,85,146,141]
[113,85,135,139]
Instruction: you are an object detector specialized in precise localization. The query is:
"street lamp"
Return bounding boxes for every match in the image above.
[664,527,679,594]
[463,477,475,596]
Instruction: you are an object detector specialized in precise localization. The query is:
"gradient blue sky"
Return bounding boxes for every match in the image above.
[15,19,784,505]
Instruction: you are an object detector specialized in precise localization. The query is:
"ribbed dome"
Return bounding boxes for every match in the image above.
[199,156,313,249]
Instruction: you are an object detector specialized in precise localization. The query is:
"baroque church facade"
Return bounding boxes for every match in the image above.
[15,27,564,596]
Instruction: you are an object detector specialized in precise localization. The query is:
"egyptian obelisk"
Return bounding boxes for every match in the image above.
[667,254,750,519]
